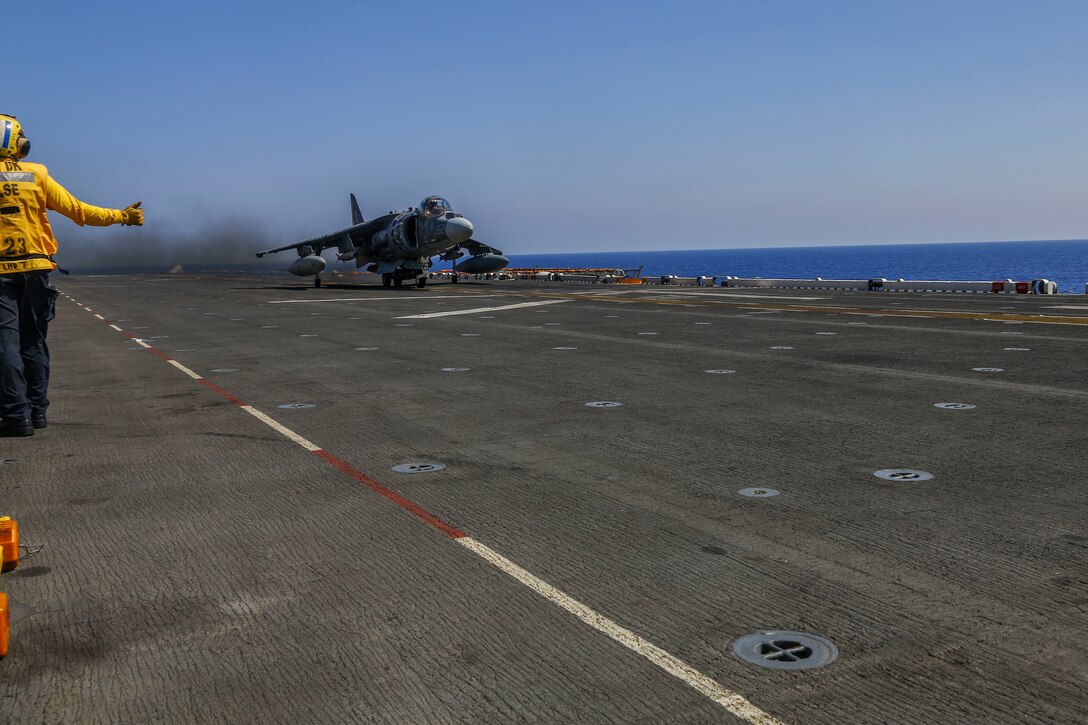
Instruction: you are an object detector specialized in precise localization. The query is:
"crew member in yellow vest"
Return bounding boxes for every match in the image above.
[0,115,143,437]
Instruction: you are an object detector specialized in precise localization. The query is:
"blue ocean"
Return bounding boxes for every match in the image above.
[504,239,1088,294]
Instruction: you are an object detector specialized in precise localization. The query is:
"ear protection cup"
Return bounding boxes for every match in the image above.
[15,135,29,159]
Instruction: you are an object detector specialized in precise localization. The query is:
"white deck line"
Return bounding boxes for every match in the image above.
[167,360,203,380]
[396,299,571,319]
[238,405,322,452]
[458,537,787,725]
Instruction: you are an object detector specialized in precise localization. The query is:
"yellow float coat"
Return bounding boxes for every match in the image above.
[0,159,122,274]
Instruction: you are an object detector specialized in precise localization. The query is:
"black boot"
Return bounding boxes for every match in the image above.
[0,418,33,437]
[31,413,47,430]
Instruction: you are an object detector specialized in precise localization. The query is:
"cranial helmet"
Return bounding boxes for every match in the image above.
[0,115,30,158]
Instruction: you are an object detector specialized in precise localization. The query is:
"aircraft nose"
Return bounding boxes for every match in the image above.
[445,217,474,244]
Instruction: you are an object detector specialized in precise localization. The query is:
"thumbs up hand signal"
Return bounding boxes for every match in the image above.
[121,201,143,226]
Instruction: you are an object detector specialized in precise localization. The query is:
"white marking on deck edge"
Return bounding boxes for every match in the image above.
[239,405,321,451]
[93,314,104,320]
[167,360,203,380]
[457,537,785,725]
[396,300,571,319]
[134,340,152,348]
[109,324,122,331]
[268,294,494,304]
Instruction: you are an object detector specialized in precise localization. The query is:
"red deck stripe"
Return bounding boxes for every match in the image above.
[313,450,468,539]
[198,379,249,407]
[87,303,467,540]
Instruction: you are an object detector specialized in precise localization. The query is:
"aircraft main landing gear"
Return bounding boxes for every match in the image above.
[314,275,322,288]
[382,273,392,287]
[393,277,403,288]
[451,273,458,284]
[416,276,427,289]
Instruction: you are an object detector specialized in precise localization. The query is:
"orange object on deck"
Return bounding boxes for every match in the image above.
[0,592,8,657]
[0,517,18,573]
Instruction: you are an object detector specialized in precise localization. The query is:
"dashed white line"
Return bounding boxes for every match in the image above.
[238,405,321,451]
[93,314,105,320]
[397,300,571,319]
[109,324,123,331]
[458,537,786,725]
[167,360,203,380]
[134,340,152,348]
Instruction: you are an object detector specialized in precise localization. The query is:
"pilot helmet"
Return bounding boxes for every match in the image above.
[0,115,30,158]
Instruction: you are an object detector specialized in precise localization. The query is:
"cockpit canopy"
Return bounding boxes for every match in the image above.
[420,196,452,218]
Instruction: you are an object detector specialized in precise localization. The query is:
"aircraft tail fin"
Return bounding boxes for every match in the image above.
[350,193,365,225]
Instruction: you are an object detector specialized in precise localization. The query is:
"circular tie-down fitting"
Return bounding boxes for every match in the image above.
[210,368,238,373]
[705,369,737,375]
[934,402,976,410]
[553,346,578,350]
[738,487,779,498]
[355,347,379,351]
[277,403,316,410]
[0,458,21,466]
[1003,347,1031,351]
[585,401,623,408]
[440,367,470,372]
[873,468,934,482]
[732,630,839,670]
[972,367,1004,373]
[391,463,446,474]
[769,346,794,350]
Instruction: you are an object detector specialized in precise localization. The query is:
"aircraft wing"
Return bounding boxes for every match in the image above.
[460,239,504,256]
[255,213,399,258]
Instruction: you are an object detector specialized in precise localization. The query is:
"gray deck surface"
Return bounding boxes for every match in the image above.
[1,274,1086,723]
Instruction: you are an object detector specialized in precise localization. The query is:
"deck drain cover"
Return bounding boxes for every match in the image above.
[705,369,737,374]
[544,322,560,326]
[173,348,196,352]
[769,346,794,350]
[299,334,318,337]
[278,403,316,410]
[972,367,1004,372]
[873,468,933,481]
[815,332,837,335]
[733,631,838,670]
[395,323,414,327]
[638,332,657,335]
[441,367,469,372]
[585,401,623,408]
[934,402,975,410]
[461,333,480,337]
[554,346,578,350]
[479,316,495,319]
[1003,347,1031,351]
[392,463,446,474]
[210,368,238,373]
[1,458,21,466]
[739,487,779,497]
[261,325,278,328]
[355,347,379,351]
[694,322,711,325]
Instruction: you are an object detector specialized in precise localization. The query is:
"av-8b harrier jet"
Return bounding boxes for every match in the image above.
[256,194,508,288]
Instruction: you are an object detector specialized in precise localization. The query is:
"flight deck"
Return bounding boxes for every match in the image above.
[1,274,1086,723]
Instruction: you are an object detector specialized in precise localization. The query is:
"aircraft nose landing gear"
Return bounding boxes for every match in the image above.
[314,275,322,288]
[416,276,427,289]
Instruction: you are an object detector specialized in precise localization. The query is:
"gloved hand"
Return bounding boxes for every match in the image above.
[120,201,143,226]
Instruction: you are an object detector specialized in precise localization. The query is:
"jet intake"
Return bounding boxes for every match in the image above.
[288,255,327,276]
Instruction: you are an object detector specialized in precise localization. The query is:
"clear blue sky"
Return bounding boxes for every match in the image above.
[14,0,1088,261]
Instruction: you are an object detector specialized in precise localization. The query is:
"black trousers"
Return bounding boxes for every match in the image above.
[0,271,58,423]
